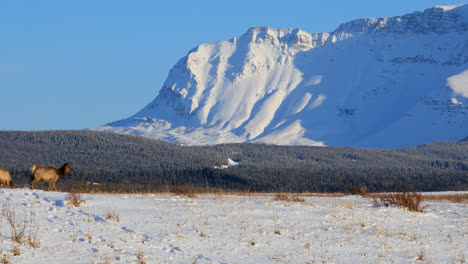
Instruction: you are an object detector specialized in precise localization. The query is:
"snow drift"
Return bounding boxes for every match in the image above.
[94,5,468,148]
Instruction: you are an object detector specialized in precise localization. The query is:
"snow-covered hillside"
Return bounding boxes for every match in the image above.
[94,5,468,148]
[0,189,466,263]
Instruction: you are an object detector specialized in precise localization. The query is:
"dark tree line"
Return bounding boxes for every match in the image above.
[0,130,467,192]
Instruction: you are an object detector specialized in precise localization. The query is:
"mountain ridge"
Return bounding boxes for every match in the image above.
[334,4,468,34]
[94,4,468,148]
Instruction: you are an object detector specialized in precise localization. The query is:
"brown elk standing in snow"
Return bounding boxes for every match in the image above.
[0,168,14,188]
[30,163,74,191]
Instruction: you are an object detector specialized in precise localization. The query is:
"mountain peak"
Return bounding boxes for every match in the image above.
[94,5,468,148]
[238,27,316,49]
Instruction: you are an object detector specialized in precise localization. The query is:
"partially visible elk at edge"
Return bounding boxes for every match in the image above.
[0,168,14,188]
[30,163,74,191]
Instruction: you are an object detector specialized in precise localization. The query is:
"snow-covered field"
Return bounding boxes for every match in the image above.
[0,189,466,263]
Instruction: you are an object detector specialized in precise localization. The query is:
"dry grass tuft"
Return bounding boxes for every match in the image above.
[0,255,10,264]
[373,191,425,212]
[11,245,20,256]
[173,184,197,198]
[420,193,468,204]
[416,249,425,261]
[85,233,92,243]
[100,256,113,264]
[46,180,353,198]
[347,184,369,197]
[368,192,468,204]
[136,250,146,264]
[26,215,40,248]
[65,190,85,207]
[104,209,120,222]
[274,193,305,203]
[272,212,281,235]
[274,193,289,201]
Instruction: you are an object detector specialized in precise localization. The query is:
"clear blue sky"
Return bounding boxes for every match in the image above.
[1,0,465,130]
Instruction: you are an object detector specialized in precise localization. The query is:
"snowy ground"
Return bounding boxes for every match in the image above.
[0,189,466,263]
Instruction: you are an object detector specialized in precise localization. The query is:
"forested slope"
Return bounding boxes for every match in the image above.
[0,130,466,192]
[0,130,230,187]
[206,142,468,191]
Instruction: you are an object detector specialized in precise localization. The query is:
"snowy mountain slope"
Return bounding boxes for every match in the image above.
[94,5,468,148]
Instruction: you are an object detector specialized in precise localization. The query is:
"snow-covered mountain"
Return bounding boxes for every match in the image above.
[94,4,468,148]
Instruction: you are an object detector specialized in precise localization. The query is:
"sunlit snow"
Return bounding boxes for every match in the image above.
[447,69,468,98]
[0,189,466,263]
[94,5,468,148]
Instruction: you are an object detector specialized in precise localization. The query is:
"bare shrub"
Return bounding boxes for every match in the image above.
[373,191,425,212]
[173,184,197,198]
[2,201,27,244]
[2,202,41,247]
[65,190,85,207]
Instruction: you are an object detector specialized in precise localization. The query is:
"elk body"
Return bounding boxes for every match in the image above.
[30,163,74,191]
[0,168,14,188]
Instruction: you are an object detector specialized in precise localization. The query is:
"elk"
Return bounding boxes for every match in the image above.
[0,168,14,188]
[30,163,74,191]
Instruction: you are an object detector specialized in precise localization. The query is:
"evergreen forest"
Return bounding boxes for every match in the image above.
[0,130,467,192]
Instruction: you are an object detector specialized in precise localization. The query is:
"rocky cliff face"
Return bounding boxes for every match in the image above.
[94,5,468,148]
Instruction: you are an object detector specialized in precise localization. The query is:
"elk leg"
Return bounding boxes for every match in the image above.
[31,179,38,189]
